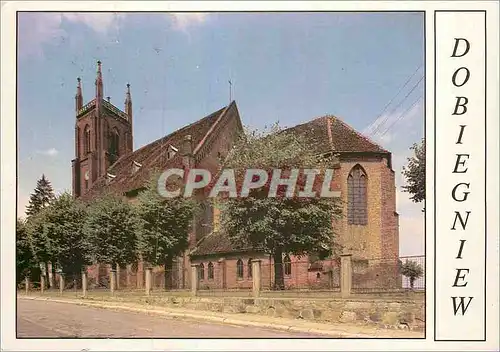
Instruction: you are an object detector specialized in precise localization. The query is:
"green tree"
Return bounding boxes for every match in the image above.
[16,218,35,285]
[135,176,197,289]
[25,174,55,217]
[84,194,138,279]
[219,124,343,290]
[42,192,90,277]
[25,208,51,282]
[400,260,423,289]
[24,174,56,282]
[402,139,425,206]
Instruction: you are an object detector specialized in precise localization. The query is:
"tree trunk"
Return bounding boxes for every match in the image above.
[44,262,50,289]
[164,256,173,290]
[410,277,415,289]
[273,250,285,290]
[49,262,55,288]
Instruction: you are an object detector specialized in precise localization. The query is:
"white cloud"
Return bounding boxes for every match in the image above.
[18,12,210,59]
[169,13,209,31]
[18,13,65,59]
[62,13,124,34]
[36,148,59,157]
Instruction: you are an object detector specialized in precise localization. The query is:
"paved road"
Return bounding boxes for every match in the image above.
[17,299,323,338]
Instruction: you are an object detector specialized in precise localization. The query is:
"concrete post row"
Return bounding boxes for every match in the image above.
[191,264,198,296]
[40,275,46,294]
[59,274,64,294]
[251,259,262,297]
[110,270,116,295]
[145,268,152,296]
[82,270,88,298]
[340,254,353,297]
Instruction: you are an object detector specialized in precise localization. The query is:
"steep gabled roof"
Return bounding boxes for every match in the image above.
[283,115,389,155]
[82,102,239,199]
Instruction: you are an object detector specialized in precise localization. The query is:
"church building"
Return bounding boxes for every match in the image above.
[73,62,400,291]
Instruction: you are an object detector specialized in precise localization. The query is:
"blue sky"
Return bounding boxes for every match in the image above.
[17,12,424,255]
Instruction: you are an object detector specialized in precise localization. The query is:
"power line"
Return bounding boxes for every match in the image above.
[369,74,423,136]
[366,65,422,135]
[377,95,423,138]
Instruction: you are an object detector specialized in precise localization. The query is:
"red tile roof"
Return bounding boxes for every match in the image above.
[82,102,238,199]
[283,115,389,154]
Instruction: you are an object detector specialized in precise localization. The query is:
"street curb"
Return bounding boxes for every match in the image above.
[18,296,413,338]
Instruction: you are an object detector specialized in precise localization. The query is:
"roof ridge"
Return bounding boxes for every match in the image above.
[327,114,389,153]
[281,114,327,131]
[193,101,233,155]
[107,105,228,170]
[324,116,335,150]
[189,230,219,255]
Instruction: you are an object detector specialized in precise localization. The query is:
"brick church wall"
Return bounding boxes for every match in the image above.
[192,254,341,291]
[337,156,401,289]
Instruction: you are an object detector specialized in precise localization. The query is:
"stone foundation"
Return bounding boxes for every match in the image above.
[132,294,425,330]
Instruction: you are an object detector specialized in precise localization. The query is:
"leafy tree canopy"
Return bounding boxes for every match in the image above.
[136,175,198,266]
[41,192,90,274]
[25,208,51,264]
[16,218,35,283]
[402,139,425,204]
[83,193,138,267]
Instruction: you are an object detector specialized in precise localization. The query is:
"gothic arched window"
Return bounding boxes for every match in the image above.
[236,259,244,279]
[83,125,91,154]
[208,262,214,280]
[198,263,205,281]
[109,128,120,162]
[283,255,292,276]
[347,165,368,225]
[195,200,214,239]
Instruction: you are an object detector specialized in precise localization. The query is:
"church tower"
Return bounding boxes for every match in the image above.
[71,61,133,197]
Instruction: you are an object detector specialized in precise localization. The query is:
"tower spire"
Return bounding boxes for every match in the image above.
[125,83,133,152]
[125,83,132,115]
[75,77,83,113]
[95,60,103,100]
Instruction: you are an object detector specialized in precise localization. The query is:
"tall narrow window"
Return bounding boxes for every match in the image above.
[347,165,368,225]
[84,125,91,154]
[208,262,214,280]
[195,200,214,239]
[198,263,205,280]
[283,255,292,276]
[76,126,80,157]
[236,259,244,279]
[247,258,253,278]
[109,128,120,164]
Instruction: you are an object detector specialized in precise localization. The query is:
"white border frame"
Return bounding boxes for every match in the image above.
[2,1,498,351]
